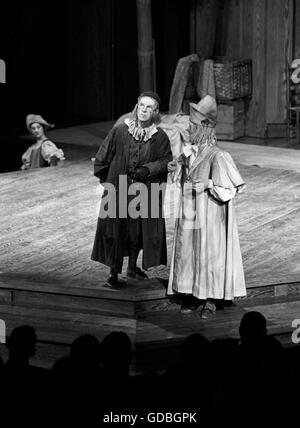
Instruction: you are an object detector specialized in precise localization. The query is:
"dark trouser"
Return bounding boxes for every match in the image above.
[127,217,143,251]
[110,217,143,276]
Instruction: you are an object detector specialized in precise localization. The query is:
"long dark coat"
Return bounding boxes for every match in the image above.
[91,123,172,273]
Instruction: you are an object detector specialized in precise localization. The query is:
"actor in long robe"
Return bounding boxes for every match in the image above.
[167,95,246,318]
[91,92,172,286]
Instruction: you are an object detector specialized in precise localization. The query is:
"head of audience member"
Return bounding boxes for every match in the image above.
[70,334,102,369]
[239,311,267,346]
[181,333,211,366]
[101,331,132,377]
[6,325,37,366]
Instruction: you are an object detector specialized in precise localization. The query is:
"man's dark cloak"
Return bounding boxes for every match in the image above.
[91,122,172,273]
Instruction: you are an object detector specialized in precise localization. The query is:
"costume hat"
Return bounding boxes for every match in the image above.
[189,95,217,126]
[139,91,161,106]
[26,114,55,132]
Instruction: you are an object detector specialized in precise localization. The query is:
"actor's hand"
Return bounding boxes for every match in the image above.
[167,161,177,172]
[192,180,210,192]
[175,154,185,165]
[50,155,59,167]
[21,162,30,170]
[133,166,149,181]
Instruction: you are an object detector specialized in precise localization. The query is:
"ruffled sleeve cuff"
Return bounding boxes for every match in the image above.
[41,140,65,163]
[209,185,237,202]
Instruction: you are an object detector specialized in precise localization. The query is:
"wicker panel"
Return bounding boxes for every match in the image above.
[214,58,252,101]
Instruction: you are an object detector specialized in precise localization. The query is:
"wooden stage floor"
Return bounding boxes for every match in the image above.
[1,124,300,371]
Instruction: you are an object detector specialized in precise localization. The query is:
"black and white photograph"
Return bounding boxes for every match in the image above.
[0,0,300,424]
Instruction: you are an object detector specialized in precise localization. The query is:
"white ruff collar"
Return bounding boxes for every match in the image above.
[125,118,158,142]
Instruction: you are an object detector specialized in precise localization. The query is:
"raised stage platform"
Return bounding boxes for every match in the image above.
[1,122,300,372]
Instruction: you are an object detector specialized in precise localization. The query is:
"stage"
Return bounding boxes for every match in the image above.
[1,123,300,372]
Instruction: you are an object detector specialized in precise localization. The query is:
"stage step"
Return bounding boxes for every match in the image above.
[1,277,300,317]
[0,302,136,344]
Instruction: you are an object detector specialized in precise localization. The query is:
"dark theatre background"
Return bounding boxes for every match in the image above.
[1,0,300,416]
[2,0,300,139]
[0,0,190,171]
[0,0,189,130]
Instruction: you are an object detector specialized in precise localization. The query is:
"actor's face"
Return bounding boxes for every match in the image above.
[137,96,158,124]
[30,123,45,139]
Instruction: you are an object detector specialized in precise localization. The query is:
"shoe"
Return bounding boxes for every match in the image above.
[180,294,203,314]
[126,270,136,279]
[127,267,148,280]
[196,301,205,312]
[200,301,216,319]
[180,305,195,314]
[106,275,119,287]
[134,267,148,280]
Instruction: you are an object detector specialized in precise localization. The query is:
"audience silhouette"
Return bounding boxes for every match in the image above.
[52,334,102,409]
[163,333,212,410]
[100,331,135,411]
[0,311,298,414]
[237,311,286,409]
[1,325,49,409]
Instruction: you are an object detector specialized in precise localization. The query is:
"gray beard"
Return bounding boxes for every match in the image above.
[190,125,216,147]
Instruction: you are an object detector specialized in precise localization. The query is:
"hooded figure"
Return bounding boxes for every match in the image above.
[167,95,246,319]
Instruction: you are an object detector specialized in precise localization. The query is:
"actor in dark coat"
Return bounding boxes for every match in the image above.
[91,92,172,286]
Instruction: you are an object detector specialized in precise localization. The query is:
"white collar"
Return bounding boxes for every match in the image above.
[125,118,158,142]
